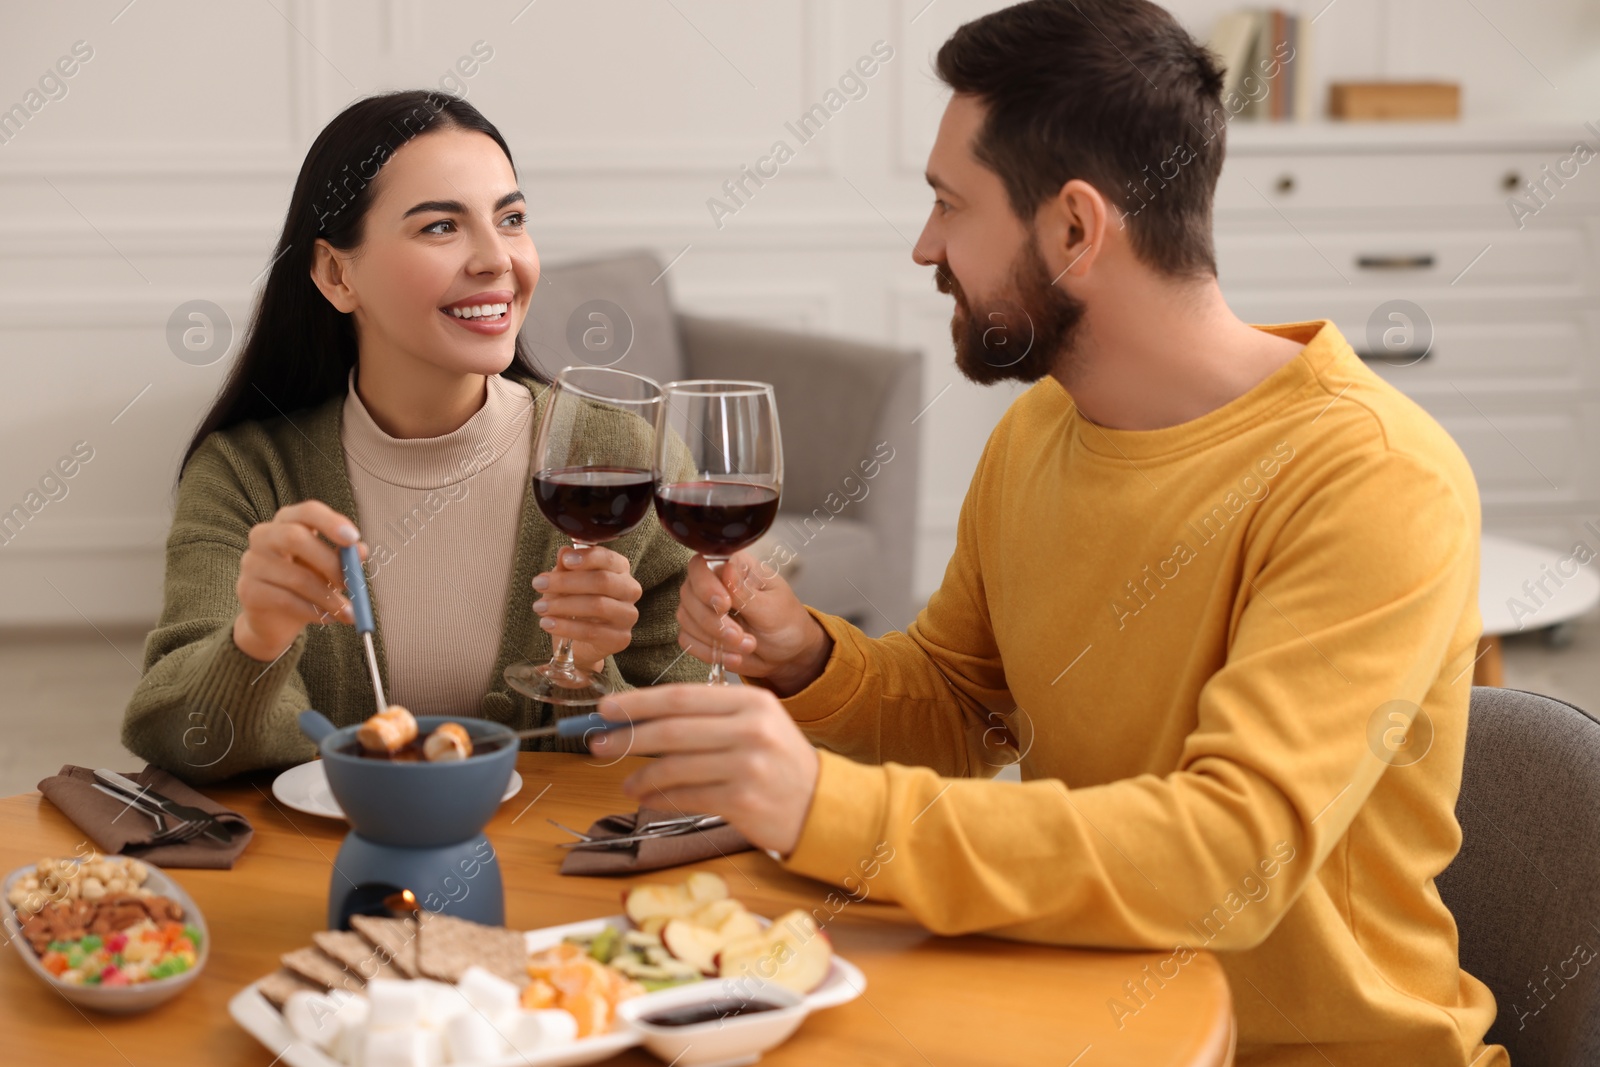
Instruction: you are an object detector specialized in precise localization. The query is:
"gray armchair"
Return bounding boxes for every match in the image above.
[519,249,923,631]
[1436,687,1600,1066]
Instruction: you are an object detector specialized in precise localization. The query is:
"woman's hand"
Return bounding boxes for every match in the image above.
[534,546,643,673]
[589,684,820,855]
[234,501,366,663]
[676,551,833,696]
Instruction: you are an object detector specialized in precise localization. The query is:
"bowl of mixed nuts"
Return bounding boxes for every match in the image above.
[3,853,209,1013]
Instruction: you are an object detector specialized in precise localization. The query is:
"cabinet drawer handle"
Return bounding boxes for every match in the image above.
[1355,254,1436,270]
[1355,348,1433,364]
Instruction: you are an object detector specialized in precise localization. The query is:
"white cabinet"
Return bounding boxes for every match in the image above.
[1217,122,1600,550]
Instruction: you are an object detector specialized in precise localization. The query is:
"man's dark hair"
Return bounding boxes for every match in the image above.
[936,0,1228,277]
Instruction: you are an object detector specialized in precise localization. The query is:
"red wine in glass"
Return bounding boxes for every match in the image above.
[505,367,661,706]
[652,481,780,557]
[535,467,655,545]
[653,380,783,685]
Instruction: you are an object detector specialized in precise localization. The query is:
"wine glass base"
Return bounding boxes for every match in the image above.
[503,662,609,706]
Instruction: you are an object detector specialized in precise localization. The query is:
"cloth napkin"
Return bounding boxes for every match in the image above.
[559,806,752,876]
[37,765,254,869]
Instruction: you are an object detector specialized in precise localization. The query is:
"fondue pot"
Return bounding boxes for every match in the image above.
[298,709,516,930]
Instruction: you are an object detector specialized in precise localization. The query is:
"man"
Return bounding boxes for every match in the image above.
[592,2,1503,1063]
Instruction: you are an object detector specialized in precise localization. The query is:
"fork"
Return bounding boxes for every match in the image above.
[91,783,208,846]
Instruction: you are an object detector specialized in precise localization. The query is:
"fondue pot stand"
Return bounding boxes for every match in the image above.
[298,710,517,929]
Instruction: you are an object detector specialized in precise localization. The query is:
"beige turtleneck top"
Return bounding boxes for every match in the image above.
[340,367,535,716]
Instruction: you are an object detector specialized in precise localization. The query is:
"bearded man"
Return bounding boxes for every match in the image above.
[588,3,1501,1064]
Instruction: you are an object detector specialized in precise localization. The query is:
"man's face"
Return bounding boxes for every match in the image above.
[915,94,1085,386]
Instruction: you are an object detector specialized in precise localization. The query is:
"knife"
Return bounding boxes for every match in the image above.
[94,769,236,845]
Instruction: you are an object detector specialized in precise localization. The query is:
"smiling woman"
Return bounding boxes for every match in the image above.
[122,91,700,783]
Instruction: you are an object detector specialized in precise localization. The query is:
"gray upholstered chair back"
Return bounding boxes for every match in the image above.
[518,249,687,386]
[1436,687,1600,1067]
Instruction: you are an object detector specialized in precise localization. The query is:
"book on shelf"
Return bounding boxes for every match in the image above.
[1205,7,1314,122]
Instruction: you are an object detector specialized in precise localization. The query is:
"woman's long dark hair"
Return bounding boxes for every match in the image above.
[177,90,545,484]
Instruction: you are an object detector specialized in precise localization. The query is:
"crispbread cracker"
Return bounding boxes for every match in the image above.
[258,967,322,1010]
[349,914,420,978]
[416,911,528,987]
[281,946,365,994]
[313,929,406,982]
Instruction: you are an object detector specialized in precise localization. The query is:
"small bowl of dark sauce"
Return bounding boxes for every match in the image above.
[620,979,807,1066]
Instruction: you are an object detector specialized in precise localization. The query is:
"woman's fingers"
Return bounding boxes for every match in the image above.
[273,501,362,547]
[242,551,352,620]
[535,568,641,602]
[240,572,341,627]
[536,594,638,628]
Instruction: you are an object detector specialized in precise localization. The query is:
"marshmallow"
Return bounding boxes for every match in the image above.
[366,978,429,1030]
[283,991,343,1052]
[505,1009,580,1056]
[456,966,521,1018]
[443,1010,506,1063]
[413,978,471,1028]
[359,705,418,754]
[363,1028,440,1067]
[423,722,472,762]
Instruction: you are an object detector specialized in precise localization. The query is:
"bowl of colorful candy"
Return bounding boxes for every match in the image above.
[2,854,208,1014]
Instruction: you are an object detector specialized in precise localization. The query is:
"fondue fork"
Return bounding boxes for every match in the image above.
[339,543,388,716]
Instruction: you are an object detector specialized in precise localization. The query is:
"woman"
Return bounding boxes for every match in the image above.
[122,90,699,783]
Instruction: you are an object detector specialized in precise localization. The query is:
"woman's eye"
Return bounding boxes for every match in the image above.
[934,198,950,214]
[422,219,455,235]
[500,211,527,229]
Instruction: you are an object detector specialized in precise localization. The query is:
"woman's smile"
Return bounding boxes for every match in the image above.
[440,289,515,335]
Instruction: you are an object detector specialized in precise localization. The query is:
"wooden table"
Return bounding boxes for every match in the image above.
[0,753,1235,1066]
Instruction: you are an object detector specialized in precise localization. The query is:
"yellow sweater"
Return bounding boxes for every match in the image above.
[779,321,1504,1067]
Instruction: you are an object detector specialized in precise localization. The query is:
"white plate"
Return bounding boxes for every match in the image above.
[270,761,523,821]
[229,912,866,1067]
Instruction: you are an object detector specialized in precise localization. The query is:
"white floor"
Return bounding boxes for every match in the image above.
[2,610,1597,798]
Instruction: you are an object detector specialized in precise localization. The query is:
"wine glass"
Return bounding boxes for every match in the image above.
[504,366,661,705]
[653,380,783,684]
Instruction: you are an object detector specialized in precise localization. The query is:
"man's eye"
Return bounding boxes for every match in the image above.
[422,219,454,234]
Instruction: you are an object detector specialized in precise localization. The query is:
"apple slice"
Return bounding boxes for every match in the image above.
[714,910,832,994]
[685,871,729,904]
[622,883,691,926]
[707,905,762,945]
[660,918,724,975]
[689,898,742,929]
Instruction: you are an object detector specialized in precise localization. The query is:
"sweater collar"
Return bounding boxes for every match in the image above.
[339,367,536,490]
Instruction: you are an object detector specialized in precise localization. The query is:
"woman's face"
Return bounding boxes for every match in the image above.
[314,126,540,378]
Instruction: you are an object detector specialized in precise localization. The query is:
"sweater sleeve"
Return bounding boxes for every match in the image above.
[121,436,320,784]
[781,451,1478,948]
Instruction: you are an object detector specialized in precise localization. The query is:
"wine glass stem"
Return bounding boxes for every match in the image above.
[707,557,728,686]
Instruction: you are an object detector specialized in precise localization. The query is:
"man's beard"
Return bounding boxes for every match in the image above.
[936,233,1086,386]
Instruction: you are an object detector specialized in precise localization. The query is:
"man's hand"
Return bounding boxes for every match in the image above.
[589,684,821,856]
[676,551,833,696]
[533,546,642,673]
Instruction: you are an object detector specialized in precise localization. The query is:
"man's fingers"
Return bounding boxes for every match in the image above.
[621,753,733,796]
[684,555,734,612]
[600,683,762,722]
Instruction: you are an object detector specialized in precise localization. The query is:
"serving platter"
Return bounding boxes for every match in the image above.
[229,912,866,1066]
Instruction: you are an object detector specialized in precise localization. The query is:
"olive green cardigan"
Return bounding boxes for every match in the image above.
[122,371,698,784]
